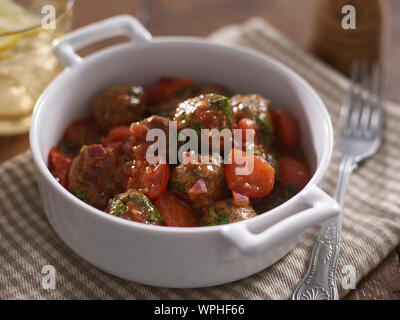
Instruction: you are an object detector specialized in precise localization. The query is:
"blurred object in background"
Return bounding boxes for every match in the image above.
[311,0,385,75]
[0,0,74,136]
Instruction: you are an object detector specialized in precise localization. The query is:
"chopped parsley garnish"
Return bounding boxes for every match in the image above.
[266,153,278,173]
[190,122,202,137]
[174,86,191,99]
[202,207,230,226]
[210,96,233,127]
[158,104,176,117]
[108,195,128,216]
[59,139,76,151]
[74,189,88,203]
[172,182,186,193]
[272,181,297,207]
[132,196,164,224]
[255,113,273,144]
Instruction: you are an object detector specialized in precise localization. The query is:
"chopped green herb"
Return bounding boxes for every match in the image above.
[210,96,233,127]
[255,113,273,144]
[190,122,202,137]
[105,175,114,186]
[108,195,128,216]
[59,139,76,151]
[172,182,186,193]
[174,86,191,99]
[80,145,88,153]
[286,183,297,200]
[74,189,88,203]
[226,199,234,207]
[159,104,176,117]
[203,207,230,226]
[132,196,164,224]
[272,181,297,207]
[266,153,278,172]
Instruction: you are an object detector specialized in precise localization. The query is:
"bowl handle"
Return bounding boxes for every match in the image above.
[221,186,340,256]
[54,15,152,68]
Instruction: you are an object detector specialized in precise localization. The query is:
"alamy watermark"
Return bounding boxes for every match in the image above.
[41,265,56,290]
[143,123,256,175]
[41,5,56,30]
[342,5,356,30]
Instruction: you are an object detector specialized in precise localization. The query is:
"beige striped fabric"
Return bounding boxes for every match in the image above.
[1,18,399,300]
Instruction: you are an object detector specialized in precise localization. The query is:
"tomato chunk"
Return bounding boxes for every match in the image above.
[102,126,131,144]
[128,160,170,200]
[48,147,72,188]
[146,77,195,104]
[271,109,300,150]
[278,157,311,192]
[101,126,131,153]
[225,149,275,198]
[155,191,200,227]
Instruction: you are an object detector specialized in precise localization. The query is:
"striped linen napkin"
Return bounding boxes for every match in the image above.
[1,18,399,300]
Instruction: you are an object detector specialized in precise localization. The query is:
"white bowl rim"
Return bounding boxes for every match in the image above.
[30,35,333,235]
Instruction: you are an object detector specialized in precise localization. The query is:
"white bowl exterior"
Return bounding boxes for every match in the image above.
[31,38,333,288]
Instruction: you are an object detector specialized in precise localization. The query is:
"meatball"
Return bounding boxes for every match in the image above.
[201,199,257,226]
[122,115,171,162]
[231,94,274,146]
[92,84,147,131]
[68,144,120,209]
[106,189,163,225]
[231,94,271,121]
[194,83,231,97]
[173,94,234,132]
[170,153,227,211]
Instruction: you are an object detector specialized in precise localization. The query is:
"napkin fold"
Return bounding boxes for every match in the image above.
[1,18,399,299]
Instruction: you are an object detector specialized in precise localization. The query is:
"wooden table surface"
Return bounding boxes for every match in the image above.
[0,0,399,300]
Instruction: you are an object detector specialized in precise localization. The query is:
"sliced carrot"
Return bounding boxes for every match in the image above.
[225,149,275,198]
[271,109,300,150]
[155,191,200,227]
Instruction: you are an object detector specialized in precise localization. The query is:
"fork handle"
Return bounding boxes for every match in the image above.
[292,155,356,300]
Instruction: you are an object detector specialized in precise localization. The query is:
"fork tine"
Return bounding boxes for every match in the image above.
[369,61,384,132]
[359,62,375,133]
[339,61,360,133]
[349,60,368,133]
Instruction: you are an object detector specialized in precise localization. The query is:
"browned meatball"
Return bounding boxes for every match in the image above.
[68,144,120,209]
[106,189,163,225]
[231,94,271,121]
[201,199,257,226]
[231,94,274,146]
[92,84,147,131]
[122,115,171,162]
[170,153,227,211]
[194,83,231,97]
[173,94,234,132]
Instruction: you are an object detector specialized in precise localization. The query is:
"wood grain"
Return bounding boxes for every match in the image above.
[0,0,399,299]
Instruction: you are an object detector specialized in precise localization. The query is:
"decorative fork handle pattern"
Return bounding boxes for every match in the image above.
[292,156,356,300]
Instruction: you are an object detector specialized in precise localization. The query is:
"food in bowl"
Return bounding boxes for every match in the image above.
[48,77,311,227]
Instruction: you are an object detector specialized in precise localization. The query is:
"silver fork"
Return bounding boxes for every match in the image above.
[292,61,384,300]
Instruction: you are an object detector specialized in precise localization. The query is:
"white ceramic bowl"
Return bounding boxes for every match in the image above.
[30,15,340,288]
